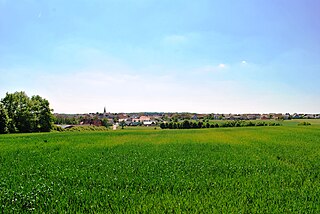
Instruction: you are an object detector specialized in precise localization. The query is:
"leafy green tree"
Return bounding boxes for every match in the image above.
[102,118,110,128]
[1,92,17,132]
[119,120,126,129]
[31,95,53,132]
[177,123,181,129]
[173,123,178,129]
[160,123,166,129]
[1,92,53,133]
[0,103,8,133]
[192,122,198,129]
[182,120,190,129]
[1,92,32,133]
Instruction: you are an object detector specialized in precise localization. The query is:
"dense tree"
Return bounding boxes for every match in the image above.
[30,95,53,132]
[1,92,31,133]
[160,123,165,129]
[159,120,280,130]
[101,118,110,128]
[192,122,198,129]
[54,116,80,125]
[182,120,190,129]
[119,120,126,129]
[1,92,17,132]
[0,103,8,133]
[173,123,178,129]
[0,92,53,133]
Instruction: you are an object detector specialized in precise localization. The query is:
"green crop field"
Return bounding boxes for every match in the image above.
[0,120,320,213]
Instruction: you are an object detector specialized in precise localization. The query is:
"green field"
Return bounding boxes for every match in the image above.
[0,120,320,213]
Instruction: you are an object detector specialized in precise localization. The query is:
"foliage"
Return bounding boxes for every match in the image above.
[119,121,126,129]
[53,116,80,125]
[182,120,190,129]
[160,120,282,129]
[298,121,311,126]
[30,95,53,132]
[51,125,108,132]
[101,118,111,128]
[65,125,108,132]
[0,103,9,133]
[160,123,166,129]
[51,125,64,132]
[0,126,319,212]
[0,92,53,133]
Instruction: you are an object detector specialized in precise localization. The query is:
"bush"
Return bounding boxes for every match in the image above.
[298,121,311,126]
[51,125,63,132]
[182,120,190,129]
[256,122,266,126]
[246,121,255,127]
[268,122,281,126]
[160,123,165,129]
[65,126,108,132]
[159,120,282,130]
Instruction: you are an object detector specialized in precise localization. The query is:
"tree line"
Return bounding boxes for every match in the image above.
[0,92,53,134]
[160,120,281,129]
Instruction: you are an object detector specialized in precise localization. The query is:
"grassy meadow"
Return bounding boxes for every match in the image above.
[0,120,319,213]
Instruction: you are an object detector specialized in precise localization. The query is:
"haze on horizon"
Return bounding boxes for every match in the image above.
[1,0,319,114]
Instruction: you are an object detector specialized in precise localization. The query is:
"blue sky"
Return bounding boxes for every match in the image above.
[1,0,319,113]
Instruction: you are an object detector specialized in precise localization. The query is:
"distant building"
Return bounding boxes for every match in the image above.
[139,116,151,122]
[260,114,269,120]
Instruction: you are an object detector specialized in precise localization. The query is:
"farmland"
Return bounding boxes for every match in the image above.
[0,120,320,213]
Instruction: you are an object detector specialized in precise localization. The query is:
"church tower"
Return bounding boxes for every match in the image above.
[103,106,106,116]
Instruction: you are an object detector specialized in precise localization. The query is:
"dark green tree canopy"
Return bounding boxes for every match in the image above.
[0,92,53,133]
[0,103,9,134]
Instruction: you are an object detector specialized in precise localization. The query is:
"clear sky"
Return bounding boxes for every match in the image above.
[1,0,319,113]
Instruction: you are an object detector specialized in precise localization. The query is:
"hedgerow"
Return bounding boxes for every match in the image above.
[52,125,108,132]
[298,121,311,126]
[160,120,281,129]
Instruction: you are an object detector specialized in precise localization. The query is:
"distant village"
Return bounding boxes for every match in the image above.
[54,108,320,128]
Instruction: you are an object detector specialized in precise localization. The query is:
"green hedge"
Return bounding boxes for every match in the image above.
[52,125,108,132]
[160,120,282,129]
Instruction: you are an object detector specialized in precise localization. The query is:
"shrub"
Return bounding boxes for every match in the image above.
[51,125,64,132]
[66,126,108,132]
[246,121,255,127]
[298,122,311,126]
[182,120,190,129]
[256,122,266,127]
[160,123,165,129]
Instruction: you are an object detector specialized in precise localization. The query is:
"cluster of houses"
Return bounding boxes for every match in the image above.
[54,109,320,128]
[192,113,320,120]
